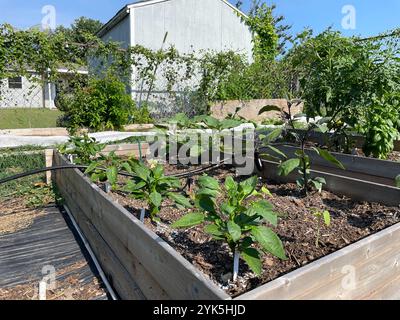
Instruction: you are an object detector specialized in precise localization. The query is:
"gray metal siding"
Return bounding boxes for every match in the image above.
[101,15,131,48]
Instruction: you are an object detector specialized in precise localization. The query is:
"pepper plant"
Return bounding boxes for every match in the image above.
[84,151,132,189]
[260,100,345,194]
[59,134,106,165]
[172,175,287,280]
[124,160,192,221]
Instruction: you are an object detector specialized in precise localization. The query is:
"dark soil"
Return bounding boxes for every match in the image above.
[107,163,400,298]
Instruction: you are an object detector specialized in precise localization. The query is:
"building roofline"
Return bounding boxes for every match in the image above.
[96,0,248,39]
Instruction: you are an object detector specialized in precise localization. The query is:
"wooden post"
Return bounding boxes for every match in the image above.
[45,149,54,184]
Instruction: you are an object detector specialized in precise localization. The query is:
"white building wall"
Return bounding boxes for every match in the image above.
[98,0,254,116]
[132,0,253,58]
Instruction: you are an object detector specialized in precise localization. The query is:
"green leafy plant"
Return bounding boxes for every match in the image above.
[288,29,400,159]
[358,95,400,159]
[59,134,106,165]
[278,146,344,194]
[60,73,137,134]
[84,151,132,189]
[172,175,286,280]
[124,160,192,221]
[313,210,331,248]
[261,101,345,195]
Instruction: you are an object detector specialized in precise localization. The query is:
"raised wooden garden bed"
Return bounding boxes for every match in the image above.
[53,151,400,300]
[266,145,400,188]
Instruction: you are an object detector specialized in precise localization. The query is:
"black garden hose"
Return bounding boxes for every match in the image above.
[0,165,134,185]
[0,158,230,186]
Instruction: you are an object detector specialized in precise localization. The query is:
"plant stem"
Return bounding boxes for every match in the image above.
[233,248,240,282]
[316,219,320,248]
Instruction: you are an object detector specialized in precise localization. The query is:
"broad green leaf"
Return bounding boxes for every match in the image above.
[227,221,242,242]
[220,119,243,130]
[323,211,331,227]
[106,166,118,186]
[241,248,262,275]
[85,162,98,174]
[261,186,272,197]
[220,203,236,216]
[167,193,192,208]
[171,212,205,228]
[264,128,283,143]
[258,105,281,115]
[120,162,132,173]
[250,200,277,226]
[153,165,164,179]
[202,116,220,129]
[133,163,150,181]
[196,195,216,213]
[311,177,326,192]
[278,158,301,176]
[149,191,162,207]
[314,148,345,170]
[196,188,219,198]
[240,236,254,249]
[91,172,104,182]
[240,176,258,196]
[198,175,219,190]
[265,145,287,159]
[125,180,146,192]
[225,176,238,192]
[204,224,225,239]
[251,226,287,260]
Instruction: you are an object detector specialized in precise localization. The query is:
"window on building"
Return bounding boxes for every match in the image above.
[8,76,22,89]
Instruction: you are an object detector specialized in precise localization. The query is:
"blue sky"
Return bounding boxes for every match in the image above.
[0,0,399,38]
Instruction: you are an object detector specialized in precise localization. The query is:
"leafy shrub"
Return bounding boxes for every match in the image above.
[59,74,140,134]
[128,102,154,125]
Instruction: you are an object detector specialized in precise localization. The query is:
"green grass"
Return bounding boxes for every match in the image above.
[0,108,63,129]
[0,152,45,201]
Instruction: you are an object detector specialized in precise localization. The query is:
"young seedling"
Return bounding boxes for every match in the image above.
[172,175,287,281]
[313,210,331,248]
[124,160,192,221]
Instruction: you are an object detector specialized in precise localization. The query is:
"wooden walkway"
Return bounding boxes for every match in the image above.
[0,204,109,300]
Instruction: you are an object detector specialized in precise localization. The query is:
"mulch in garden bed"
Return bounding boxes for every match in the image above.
[107,163,400,298]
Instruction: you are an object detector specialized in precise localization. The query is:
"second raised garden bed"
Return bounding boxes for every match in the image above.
[53,151,400,300]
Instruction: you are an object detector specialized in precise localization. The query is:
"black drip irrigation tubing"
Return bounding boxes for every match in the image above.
[0,159,229,186]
